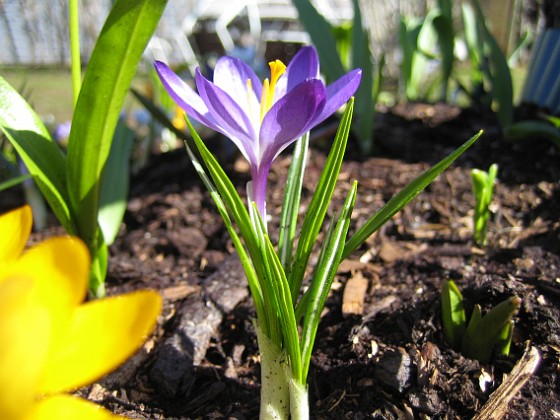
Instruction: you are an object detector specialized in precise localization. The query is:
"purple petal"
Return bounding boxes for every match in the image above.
[312,69,362,126]
[195,69,258,164]
[285,46,320,91]
[259,79,326,167]
[274,46,319,99]
[212,56,262,118]
[154,61,220,131]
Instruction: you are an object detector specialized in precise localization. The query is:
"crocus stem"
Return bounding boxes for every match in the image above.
[255,322,290,420]
[250,166,269,220]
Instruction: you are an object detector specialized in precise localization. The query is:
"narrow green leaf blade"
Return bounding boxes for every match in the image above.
[185,118,261,266]
[259,213,303,380]
[183,118,284,339]
[278,132,309,273]
[182,129,267,335]
[289,98,354,300]
[343,130,483,259]
[300,181,357,381]
[0,174,31,192]
[504,120,560,148]
[0,77,73,232]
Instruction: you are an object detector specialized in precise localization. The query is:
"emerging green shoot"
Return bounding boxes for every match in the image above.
[441,280,520,364]
[471,163,498,246]
[441,279,466,350]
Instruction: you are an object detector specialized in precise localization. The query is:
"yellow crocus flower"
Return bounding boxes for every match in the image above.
[0,205,162,420]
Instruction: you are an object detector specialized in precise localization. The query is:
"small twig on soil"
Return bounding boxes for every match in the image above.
[473,342,540,420]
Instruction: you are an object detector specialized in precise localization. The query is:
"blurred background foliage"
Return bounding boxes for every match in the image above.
[0,0,548,120]
[1,0,557,192]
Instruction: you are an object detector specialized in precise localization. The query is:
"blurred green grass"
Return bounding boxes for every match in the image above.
[0,66,149,127]
[1,67,74,124]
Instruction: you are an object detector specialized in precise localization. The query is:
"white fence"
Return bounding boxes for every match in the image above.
[0,0,541,71]
[0,0,350,67]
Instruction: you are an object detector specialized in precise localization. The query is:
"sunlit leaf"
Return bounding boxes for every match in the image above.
[0,78,73,233]
[98,119,135,246]
[66,0,168,286]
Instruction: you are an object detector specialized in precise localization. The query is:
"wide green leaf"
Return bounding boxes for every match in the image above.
[98,119,135,246]
[350,0,376,154]
[0,77,73,232]
[472,0,513,127]
[66,0,167,249]
[461,2,484,87]
[291,0,345,82]
[432,6,455,100]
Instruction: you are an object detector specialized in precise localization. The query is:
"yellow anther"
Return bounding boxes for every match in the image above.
[259,60,286,121]
[260,78,270,122]
[268,60,286,89]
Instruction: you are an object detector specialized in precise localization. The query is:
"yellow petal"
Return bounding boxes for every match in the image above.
[5,236,90,311]
[23,394,125,420]
[0,275,52,419]
[38,290,162,394]
[0,205,32,268]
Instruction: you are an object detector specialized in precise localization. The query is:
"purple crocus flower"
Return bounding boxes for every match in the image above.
[154,46,361,216]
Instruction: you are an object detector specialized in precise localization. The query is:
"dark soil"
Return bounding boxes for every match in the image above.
[5,103,560,419]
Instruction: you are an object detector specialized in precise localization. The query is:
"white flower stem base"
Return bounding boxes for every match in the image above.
[256,323,290,420]
[289,376,309,420]
[255,322,310,420]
